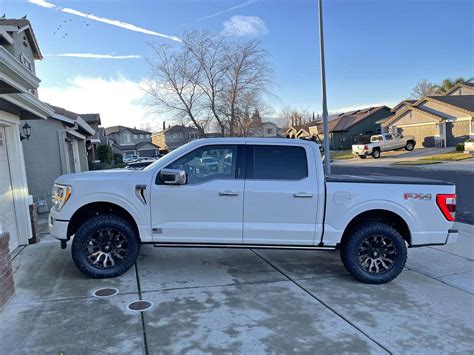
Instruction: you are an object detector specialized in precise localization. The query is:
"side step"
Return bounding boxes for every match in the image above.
[153,243,336,251]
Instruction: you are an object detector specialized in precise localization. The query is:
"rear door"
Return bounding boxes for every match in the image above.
[243,144,319,245]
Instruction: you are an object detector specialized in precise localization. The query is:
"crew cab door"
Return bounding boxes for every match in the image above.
[150,144,244,243]
[243,144,319,245]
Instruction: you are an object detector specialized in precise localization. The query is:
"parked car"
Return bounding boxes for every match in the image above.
[125,160,156,170]
[352,133,416,159]
[49,138,457,284]
[123,155,139,163]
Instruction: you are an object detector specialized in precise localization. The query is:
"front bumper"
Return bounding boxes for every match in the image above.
[48,212,69,240]
[445,229,459,245]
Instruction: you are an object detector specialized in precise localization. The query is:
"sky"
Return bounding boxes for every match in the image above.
[1,0,473,130]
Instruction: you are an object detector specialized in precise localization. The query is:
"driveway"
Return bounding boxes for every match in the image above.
[1,223,473,354]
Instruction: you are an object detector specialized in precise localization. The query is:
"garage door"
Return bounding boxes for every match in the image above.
[138,149,156,157]
[399,124,438,148]
[446,122,470,147]
[0,127,20,252]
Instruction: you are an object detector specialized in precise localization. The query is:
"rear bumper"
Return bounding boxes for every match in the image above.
[445,229,458,245]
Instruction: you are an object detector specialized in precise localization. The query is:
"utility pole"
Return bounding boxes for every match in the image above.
[318,0,331,175]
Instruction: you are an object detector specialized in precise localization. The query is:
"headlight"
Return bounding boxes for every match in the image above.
[52,184,72,211]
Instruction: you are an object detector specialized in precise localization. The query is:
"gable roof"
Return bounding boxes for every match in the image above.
[0,18,42,59]
[156,124,199,134]
[47,104,95,136]
[81,113,101,125]
[106,125,151,135]
[317,106,391,132]
[392,100,416,112]
[428,95,474,114]
[444,82,474,96]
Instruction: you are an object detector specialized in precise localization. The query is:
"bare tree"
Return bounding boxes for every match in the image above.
[144,43,207,137]
[410,79,436,99]
[220,40,273,136]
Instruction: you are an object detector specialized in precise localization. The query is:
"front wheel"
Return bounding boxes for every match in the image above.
[405,141,415,151]
[71,214,140,278]
[340,222,407,284]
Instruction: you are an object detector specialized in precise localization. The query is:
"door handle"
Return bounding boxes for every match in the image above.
[293,192,313,198]
[219,191,239,196]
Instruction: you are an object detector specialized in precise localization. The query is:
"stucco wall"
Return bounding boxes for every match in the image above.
[420,101,467,120]
[448,87,474,96]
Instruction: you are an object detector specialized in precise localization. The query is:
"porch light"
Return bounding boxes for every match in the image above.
[20,122,32,141]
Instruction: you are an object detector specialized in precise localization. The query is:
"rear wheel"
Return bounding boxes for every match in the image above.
[71,214,140,278]
[340,222,407,284]
[405,141,415,151]
[372,149,381,159]
[359,155,367,159]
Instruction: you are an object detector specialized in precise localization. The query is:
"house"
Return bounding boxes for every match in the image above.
[22,104,94,211]
[249,121,282,137]
[81,113,101,160]
[106,125,159,157]
[0,18,54,252]
[382,85,474,147]
[152,122,199,152]
[286,106,393,150]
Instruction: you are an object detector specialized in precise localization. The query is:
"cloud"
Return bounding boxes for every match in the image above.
[222,16,267,37]
[28,0,181,42]
[197,0,256,22]
[28,0,55,9]
[47,53,141,59]
[39,76,161,130]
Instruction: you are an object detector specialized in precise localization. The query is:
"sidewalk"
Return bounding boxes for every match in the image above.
[1,223,473,353]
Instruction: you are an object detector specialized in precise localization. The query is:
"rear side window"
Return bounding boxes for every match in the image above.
[247,145,308,180]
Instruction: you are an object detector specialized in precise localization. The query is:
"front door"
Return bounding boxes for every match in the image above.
[151,144,244,243]
[0,127,19,252]
[243,144,319,245]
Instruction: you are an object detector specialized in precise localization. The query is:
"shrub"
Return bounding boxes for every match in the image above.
[97,145,113,163]
[113,153,123,164]
[455,143,464,151]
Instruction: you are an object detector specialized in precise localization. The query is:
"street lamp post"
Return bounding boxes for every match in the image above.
[318,0,331,175]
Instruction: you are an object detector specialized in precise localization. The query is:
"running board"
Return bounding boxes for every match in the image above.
[152,243,336,250]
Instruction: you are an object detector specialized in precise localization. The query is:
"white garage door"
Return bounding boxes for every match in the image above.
[0,127,19,252]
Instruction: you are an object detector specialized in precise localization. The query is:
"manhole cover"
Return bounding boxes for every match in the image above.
[127,300,153,312]
[93,287,119,298]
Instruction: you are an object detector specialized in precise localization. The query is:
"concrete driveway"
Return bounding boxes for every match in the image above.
[1,223,473,354]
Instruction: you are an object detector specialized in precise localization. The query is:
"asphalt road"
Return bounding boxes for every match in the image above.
[332,166,474,225]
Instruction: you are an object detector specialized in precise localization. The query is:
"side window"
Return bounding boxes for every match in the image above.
[385,134,393,140]
[165,145,238,184]
[247,145,308,180]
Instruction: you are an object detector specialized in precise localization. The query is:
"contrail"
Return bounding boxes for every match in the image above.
[196,0,256,22]
[28,0,181,42]
[47,53,142,59]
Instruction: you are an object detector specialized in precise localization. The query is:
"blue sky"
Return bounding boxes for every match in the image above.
[2,0,473,128]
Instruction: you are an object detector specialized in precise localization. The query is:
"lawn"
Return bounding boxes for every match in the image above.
[330,150,354,160]
[392,161,442,166]
[420,152,473,161]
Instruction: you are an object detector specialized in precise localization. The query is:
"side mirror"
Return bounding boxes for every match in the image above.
[159,168,187,185]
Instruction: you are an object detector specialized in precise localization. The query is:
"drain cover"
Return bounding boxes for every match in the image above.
[93,287,119,298]
[127,300,153,312]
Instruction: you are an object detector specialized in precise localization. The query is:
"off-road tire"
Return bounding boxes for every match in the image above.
[372,149,381,159]
[405,141,415,151]
[72,214,140,278]
[340,222,407,284]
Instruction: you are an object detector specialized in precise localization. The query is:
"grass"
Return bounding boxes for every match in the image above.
[420,152,473,161]
[392,161,442,166]
[330,150,354,160]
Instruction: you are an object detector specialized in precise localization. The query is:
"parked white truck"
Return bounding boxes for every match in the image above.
[49,138,457,284]
[352,133,416,159]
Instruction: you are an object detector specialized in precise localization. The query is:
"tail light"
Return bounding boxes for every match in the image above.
[436,194,456,221]
[364,145,368,151]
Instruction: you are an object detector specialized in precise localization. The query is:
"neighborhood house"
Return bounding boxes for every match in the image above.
[152,123,199,153]
[382,83,474,147]
[0,18,53,251]
[106,125,160,158]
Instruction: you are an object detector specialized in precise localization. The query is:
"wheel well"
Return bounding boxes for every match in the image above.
[341,209,411,246]
[67,202,140,240]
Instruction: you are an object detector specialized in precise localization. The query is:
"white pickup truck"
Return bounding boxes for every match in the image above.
[352,133,416,159]
[49,138,458,284]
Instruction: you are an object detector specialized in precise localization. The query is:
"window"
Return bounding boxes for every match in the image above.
[385,134,393,140]
[125,134,131,143]
[140,134,144,139]
[134,135,138,139]
[266,128,273,134]
[165,145,238,184]
[247,145,307,180]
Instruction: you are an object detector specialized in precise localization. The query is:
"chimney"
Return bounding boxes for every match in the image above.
[162,121,166,130]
